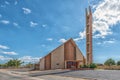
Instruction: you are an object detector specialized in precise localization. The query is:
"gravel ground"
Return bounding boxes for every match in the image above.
[37,75,86,80]
[53,70,120,80]
[29,69,120,80]
[1,69,120,80]
[0,69,86,80]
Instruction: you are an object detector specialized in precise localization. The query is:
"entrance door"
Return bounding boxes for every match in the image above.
[67,61,77,69]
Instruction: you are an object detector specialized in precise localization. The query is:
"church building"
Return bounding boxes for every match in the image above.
[39,7,93,70]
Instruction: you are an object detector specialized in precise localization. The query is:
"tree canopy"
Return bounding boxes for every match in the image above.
[104,58,116,66]
[6,59,23,68]
[117,60,120,65]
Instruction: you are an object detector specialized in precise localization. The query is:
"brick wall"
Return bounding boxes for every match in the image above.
[51,45,64,69]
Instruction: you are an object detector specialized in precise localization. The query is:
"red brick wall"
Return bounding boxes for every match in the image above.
[45,54,51,70]
[64,41,75,60]
[86,7,93,65]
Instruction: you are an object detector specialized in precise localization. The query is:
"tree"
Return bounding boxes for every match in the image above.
[104,58,115,66]
[117,60,120,65]
[6,59,23,68]
[25,62,34,68]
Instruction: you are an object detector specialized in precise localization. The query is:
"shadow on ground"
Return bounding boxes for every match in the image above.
[29,70,79,77]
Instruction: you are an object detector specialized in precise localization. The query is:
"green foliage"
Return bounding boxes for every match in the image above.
[80,63,97,69]
[104,58,116,66]
[25,62,34,68]
[89,63,97,68]
[80,64,89,68]
[117,60,120,65]
[0,64,7,68]
[6,59,23,68]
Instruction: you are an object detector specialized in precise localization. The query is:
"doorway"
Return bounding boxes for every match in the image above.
[66,61,78,69]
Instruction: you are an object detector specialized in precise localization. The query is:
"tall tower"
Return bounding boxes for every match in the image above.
[86,6,93,65]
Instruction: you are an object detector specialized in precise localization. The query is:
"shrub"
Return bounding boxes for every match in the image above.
[117,60,120,65]
[80,64,89,68]
[89,63,97,68]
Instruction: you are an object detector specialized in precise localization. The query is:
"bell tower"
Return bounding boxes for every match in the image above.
[86,6,93,65]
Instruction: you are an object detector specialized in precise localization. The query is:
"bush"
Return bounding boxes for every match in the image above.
[80,64,89,68]
[80,63,97,69]
[89,63,97,68]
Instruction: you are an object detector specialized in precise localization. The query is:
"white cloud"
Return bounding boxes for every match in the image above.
[103,39,115,44]
[2,51,18,55]
[19,56,40,63]
[13,22,20,28]
[1,5,6,8]
[0,14,2,18]
[59,38,67,43]
[0,55,13,61]
[22,8,31,14]
[46,38,53,41]
[74,30,86,41]
[92,0,120,38]
[0,20,10,24]
[13,22,18,26]
[96,42,102,45]
[5,1,10,5]
[75,0,120,41]
[0,45,9,49]
[42,24,47,28]
[14,1,18,5]
[97,39,115,45]
[30,21,38,27]
[0,55,41,63]
[41,44,46,47]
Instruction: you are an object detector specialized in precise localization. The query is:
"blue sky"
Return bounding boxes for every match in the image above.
[0,0,120,64]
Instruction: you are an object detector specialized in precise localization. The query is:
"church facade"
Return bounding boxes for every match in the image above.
[39,7,93,70]
[39,39,86,70]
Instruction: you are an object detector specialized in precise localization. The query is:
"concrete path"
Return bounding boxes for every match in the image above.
[0,69,86,80]
[28,69,120,80]
[2,69,120,80]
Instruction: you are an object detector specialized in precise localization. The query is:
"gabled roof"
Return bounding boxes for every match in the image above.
[40,38,85,60]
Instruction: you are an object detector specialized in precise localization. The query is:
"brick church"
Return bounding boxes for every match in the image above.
[39,7,93,70]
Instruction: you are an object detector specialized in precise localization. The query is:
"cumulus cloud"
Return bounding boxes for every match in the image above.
[59,38,67,43]
[0,20,10,24]
[13,22,21,28]
[22,8,31,14]
[75,0,120,41]
[5,1,10,5]
[0,14,2,18]
[0,45,9,49]
[2,51,18,55]
[46,38,53,41]
[30,21,38,27]
[0,55,13,61]
[0,55,41,63]
[42,24,47,28]
[13,22,18,26]
[93,0,120,38]
[97,39,115,45]
[0,45,18,55]
[19,56,40,63]
[14,1,18,5]
[74,30,86,41]
[1,5,6,8]
[41,44,46,47]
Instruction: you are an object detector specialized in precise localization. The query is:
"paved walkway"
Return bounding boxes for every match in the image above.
[2,69,120,80]
[0,69,86,80]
